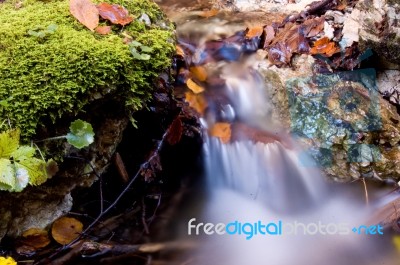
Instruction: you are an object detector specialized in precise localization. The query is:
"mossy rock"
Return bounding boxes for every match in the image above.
[0,0,175,140]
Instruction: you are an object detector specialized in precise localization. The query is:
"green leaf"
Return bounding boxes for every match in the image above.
[16,157,47,186]
[0,129,20,158]
[66,119,95,149]
[0,159,15,191]
[129,41,142,47]
[140,45,153,53]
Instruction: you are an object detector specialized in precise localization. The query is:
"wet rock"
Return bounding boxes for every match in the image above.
[259,59,400,182]
[343,0,400,66]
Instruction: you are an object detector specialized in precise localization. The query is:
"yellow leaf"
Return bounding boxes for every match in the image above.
[185,92,207,115]
[0,256,16,265]
[52,217,83,245]
[393,235,400,252]
[189,66,207,82]
[209,123,231,143]
[186,78,205,94]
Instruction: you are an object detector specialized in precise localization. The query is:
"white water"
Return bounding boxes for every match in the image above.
[188,59,396,264]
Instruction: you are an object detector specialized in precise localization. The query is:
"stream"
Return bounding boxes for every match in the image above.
[158,1,399,264]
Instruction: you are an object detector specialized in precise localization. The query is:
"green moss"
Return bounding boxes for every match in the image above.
[0,0,175,139]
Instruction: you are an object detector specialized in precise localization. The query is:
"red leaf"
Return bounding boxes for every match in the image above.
[69,0,99,31]
[166,117,183,145]
[97,3,133,26]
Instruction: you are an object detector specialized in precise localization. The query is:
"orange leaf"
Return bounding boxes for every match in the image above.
[51,217,83,245]
[199,9,218,18]
[310,37,340,56]
[166,117,183,145]
[246,26,264,38]
[97,3,133,26]
[69,0,99,31]
[186,78,205,94]
[176,45,185,57]
[185,92,207,115]
[189,66,207,82]
[209,123,231,143]
[20,228,50,249]
[95,25,112,35]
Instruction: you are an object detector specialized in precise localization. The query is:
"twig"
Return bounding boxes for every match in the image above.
[362,178,369,206]
[142,197,150,234]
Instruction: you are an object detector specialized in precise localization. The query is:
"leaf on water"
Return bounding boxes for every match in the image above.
[189,66,207,82]
[97,2,133,26]
[166,117,183,145]
[185,92,207,115]
[20,228,50,249]
[209,123,231,144]
[199,9,218,18]
[52,217,83,245]
[186,78,204,94]
[66,119,95,149]
[310,37,340,57]
[95,25,112,35]
[69,0,99,31]
[245,26,264,38]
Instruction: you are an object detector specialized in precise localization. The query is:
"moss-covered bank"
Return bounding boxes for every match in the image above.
[0,0,175,139]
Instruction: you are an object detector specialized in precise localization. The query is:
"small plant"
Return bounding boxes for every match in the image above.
[43,119,95,149]
[128,40,153,60]
[0,129,50,192]
[27,24,58,39]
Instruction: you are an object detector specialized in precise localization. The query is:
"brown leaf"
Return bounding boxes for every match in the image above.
[185,92,207,115]
[189,66,207,82]
[97,3,133,26]
[95,25,112,35]
[176,45,185,57]
[263,25,275,48]
[245,26,264,38]
[69,0,99,31]
[166,117,183,145]
[20,228,50,249]
[52,217,83,245]
[209,123,231,143]
[114,152,129,183]
[186,78,205,94]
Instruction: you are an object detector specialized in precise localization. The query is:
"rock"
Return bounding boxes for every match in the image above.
[343,0,400,66]
[259,57,400,182]
[0,0,175,239]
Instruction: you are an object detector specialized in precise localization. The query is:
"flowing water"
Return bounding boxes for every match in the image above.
[159,3,398,264]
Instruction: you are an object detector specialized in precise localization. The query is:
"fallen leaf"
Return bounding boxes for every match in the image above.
[263,25,275,48]
[199,9,218,18]
[20,228,50,249]
[166,117,183,145]
[69,0,99,31]
[52,217,83,245]
[97,2,133,26]
[209,123,231,143]
[189,66,207,82]
[176,45,185,57]
[114,152,129,183]
[186,78,205,94]
[185,92,207,115]
[245,26,264,38]
[95,25,112,35]
[310,37,340,57]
